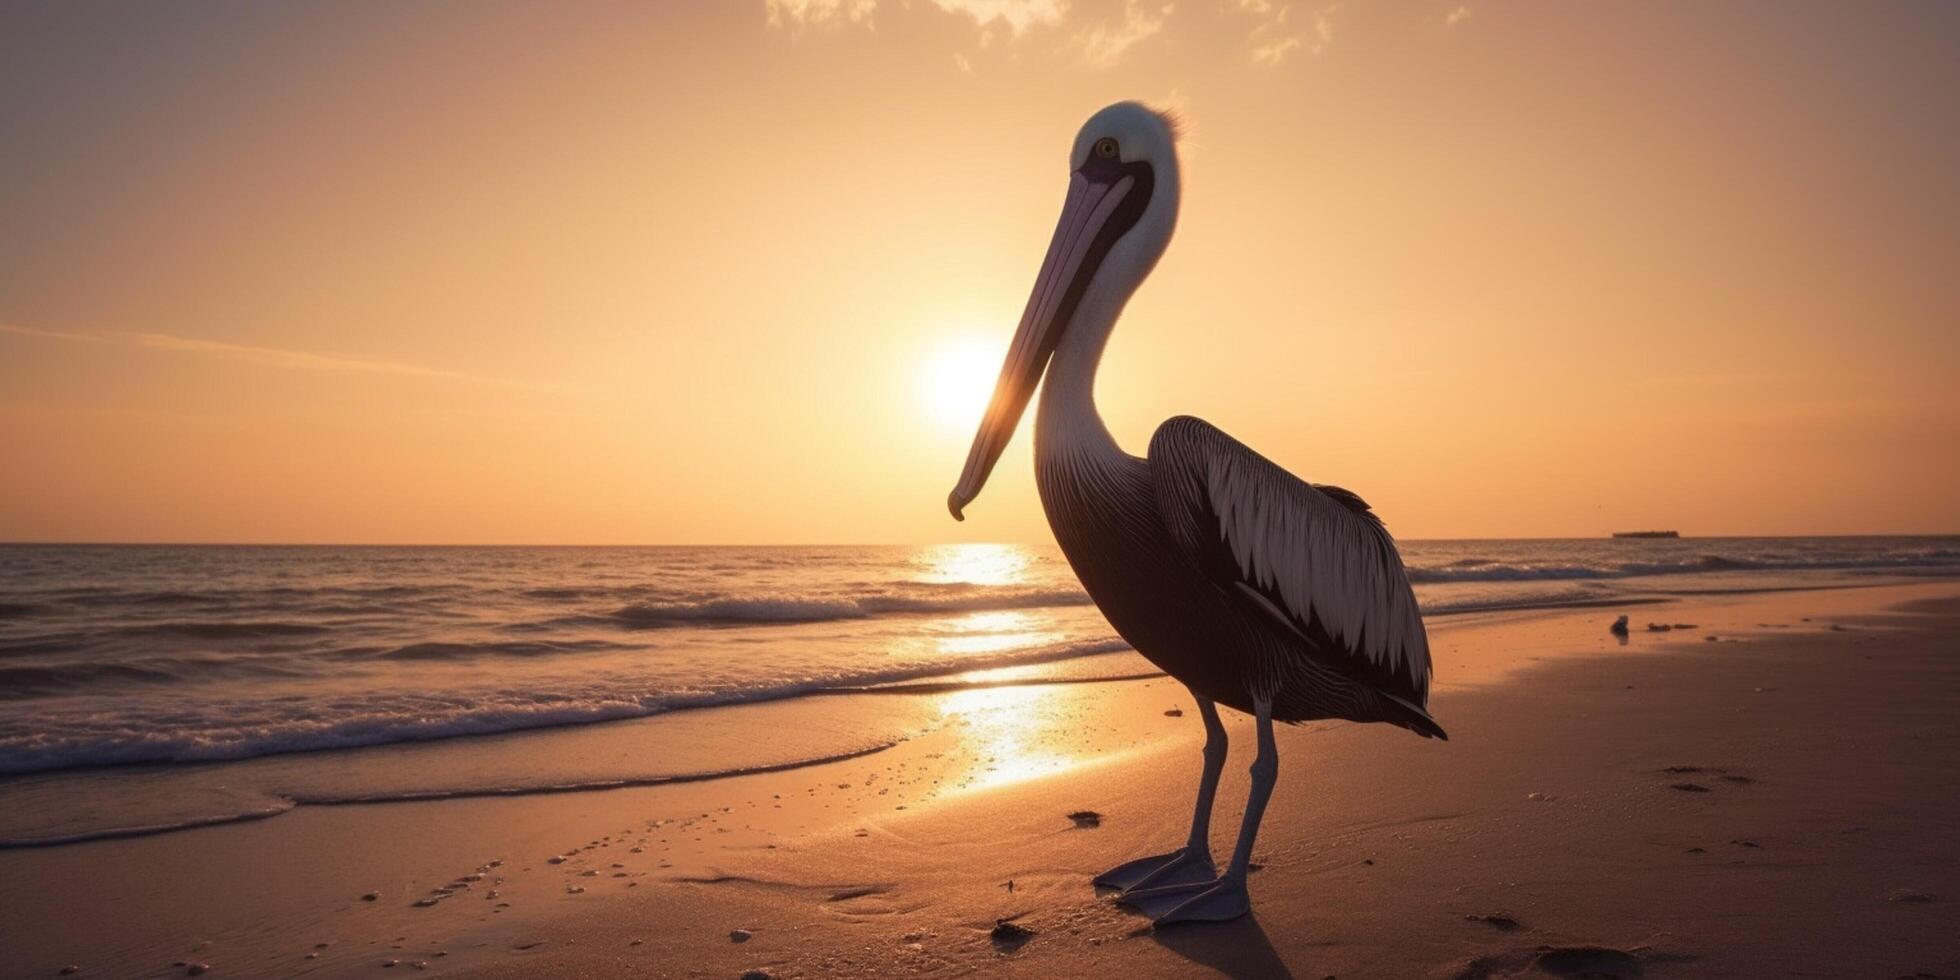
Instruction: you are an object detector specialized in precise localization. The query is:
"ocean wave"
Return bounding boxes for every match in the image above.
[50,583,461,607]
[0,637,1137,775]
[596,589,1094,627]
[122,591,226,607]
[0,633,88,658]
[0,661,188,696]
[0,655,318,697]
[1407,551,1960,584]
[858,590,1095,614]
[519,586,609,601]
[609,597,870,625]
[116,620,335,640]
[369,638,637,661]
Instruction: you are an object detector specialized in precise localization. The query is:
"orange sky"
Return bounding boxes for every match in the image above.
[1,2,1955,544]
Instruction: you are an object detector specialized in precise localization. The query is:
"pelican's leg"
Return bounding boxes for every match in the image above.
[1094,695,1224,893]
[1148,696,1274,925]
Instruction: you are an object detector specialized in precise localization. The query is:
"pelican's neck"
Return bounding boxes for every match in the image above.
[1034,159,1176,465]
[1035,275,1127,461]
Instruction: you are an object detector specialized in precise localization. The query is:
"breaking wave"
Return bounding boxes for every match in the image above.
[0,637,1134,776]
[597,589,1095,627]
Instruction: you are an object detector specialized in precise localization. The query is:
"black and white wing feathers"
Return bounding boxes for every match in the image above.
[1148,416,1434,709]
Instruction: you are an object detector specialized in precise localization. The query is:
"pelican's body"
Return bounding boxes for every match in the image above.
[947,102,1445,925]
[1037,414,1437,730]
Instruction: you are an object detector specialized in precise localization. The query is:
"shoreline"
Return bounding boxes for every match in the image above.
[2,581,1957,978]
[5,573,1939,852]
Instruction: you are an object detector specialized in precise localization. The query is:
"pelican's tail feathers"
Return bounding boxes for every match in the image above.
[1377,690,1448,741]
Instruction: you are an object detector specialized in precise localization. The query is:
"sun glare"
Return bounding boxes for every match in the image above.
[915,543,1031,586]
[920,336,1001,431]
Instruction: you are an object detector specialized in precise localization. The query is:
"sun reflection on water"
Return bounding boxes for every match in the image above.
[914,543,1032,586]
[933,610,1057,657]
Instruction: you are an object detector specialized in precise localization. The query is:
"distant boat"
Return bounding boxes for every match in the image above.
[1612,530,1680,539]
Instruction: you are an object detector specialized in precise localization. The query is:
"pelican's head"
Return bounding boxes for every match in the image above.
[948,101,1182,520]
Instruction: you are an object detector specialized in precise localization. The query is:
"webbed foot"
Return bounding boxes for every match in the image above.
[1150,876,1250,926]
[1092,847,1216,893]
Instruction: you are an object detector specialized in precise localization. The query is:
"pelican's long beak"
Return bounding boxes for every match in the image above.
[948,170,1138,520]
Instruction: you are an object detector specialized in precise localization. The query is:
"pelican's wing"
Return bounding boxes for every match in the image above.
[1147,416,1433,707]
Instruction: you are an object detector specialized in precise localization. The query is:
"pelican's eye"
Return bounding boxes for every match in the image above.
[1094,138,1118,159]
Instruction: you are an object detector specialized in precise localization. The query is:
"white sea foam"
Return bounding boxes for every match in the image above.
[0,636,1134,775]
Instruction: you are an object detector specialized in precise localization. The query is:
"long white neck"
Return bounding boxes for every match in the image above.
[1035,263,1136,462]
[1034,152,1177,465]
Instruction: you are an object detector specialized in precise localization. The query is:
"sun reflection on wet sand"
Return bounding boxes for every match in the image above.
[914,543,1033,586]
[937,684,1096,792]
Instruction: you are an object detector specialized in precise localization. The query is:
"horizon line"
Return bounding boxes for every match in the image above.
[2,532,1955,548]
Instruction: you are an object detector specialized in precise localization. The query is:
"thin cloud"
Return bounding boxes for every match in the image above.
[1251,33,1303,66]
[1243,0,1297,66]
[1076,1,1172,69]
[0,323,107,345]
[1446,4,1471,27]
[766,0,876,30]
[770,0,1064,33]
[768,0,1316,68]
[931,0,1066,34]
[1243,0,1339,66]
[0,323,549,390]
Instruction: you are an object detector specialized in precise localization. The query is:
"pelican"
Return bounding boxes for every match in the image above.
[947,102,1446,925]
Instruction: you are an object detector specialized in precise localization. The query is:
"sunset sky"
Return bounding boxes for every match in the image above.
[2,2,1954,544]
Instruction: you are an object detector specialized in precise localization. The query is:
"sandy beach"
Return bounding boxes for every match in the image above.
[3,579,1955,979]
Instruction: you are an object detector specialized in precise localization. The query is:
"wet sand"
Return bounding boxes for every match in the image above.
[3,582,1957,978]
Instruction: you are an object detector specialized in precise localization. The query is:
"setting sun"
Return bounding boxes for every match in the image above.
[920,334,1002,431]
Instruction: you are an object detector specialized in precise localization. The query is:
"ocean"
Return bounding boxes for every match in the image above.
[1,537,1954,846]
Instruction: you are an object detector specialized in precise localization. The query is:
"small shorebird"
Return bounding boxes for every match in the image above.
[947,102,1446,925]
